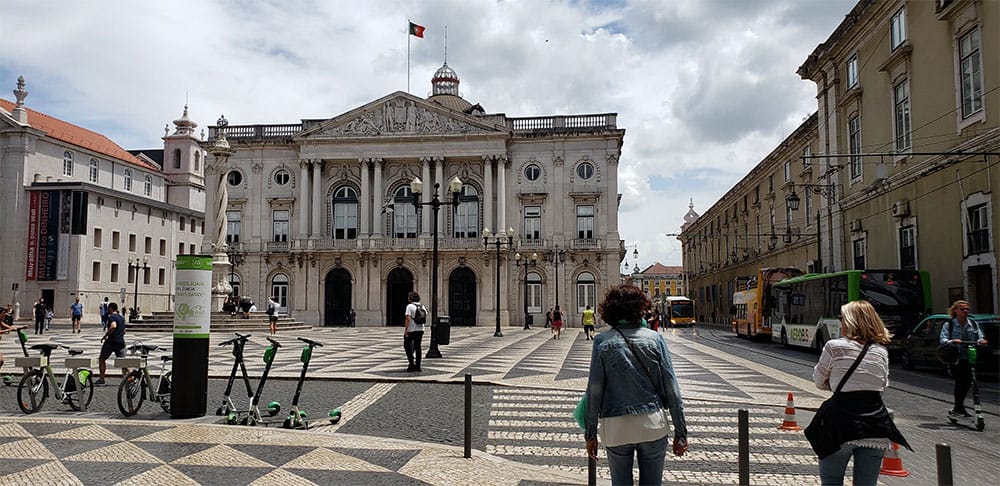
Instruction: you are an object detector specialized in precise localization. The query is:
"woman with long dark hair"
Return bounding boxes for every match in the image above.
[583,284,687,485]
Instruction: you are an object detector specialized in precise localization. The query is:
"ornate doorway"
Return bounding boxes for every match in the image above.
[448,267,477,326]
[324,268,352,326]
[386,267,414,326]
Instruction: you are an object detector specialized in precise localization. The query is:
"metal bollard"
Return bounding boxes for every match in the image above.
[936,443,953,486]
[738,408,749,486]
[588,455,597,486]
[464,373,472,459]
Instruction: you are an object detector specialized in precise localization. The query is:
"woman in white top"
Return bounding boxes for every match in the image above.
[812,300,910,486]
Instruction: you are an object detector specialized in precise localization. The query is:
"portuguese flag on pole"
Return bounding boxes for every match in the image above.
[409,21,425,38]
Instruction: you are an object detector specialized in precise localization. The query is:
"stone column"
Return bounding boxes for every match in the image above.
[483,156,493,232]
[421,157,432,237]
[311,159,323,238]
[298,160,310,238]
[607,154,620,234]
[434,156,444,238]
[359,158,371,236]
[373,158,384,237]
[497,156,508,234]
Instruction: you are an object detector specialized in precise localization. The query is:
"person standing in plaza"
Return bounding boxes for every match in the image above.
[581,305,596,340]
[99,297,110,330]
[266,296,280,335]
[939,300,988,418]
[33,298,46,335]
[97,302,127,385]
[583,284,688,485]
[551,305,563,339]
[811,300,910,485]
[69,297,84,334]
[403,291,425,372]
[545,307,553,329]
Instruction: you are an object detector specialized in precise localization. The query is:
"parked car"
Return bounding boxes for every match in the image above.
[900,313,999,373]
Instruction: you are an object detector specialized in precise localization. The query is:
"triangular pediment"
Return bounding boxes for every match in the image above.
[297,91,505,139]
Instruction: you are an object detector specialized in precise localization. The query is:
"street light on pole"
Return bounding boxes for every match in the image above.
[785,182,835,272]
[515,252,538,330]
[410,175,463,359]
[128,256,149,322]
[552,245,566,308]
[226,245,246,296]
[483,227,515,337]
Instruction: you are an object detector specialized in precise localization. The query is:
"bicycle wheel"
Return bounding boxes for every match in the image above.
[66,370,94,412]
[157,371,172,414]
[17,370,48,414]
[117,370,146,416]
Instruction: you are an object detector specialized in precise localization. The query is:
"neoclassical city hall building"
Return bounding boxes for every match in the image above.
[205,64,626,327]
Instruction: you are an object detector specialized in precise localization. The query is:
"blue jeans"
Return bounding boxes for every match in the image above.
[605,435,668,486]
[818,444,884,486]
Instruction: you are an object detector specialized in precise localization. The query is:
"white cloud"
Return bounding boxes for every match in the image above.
[0,0,856,268]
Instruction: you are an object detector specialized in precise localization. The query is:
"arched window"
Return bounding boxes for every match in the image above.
[89,158,99,183]
[123,169,133,192]
[576,271,596,313]
[527,271,542,313]
[332,186,358,239]
[63,151,73,176]
[229,273,242,297]
[393,186,417,238]
[271,274,289,312]
[143,175,152,196]
[453,185,479,238]
[173,149,182,169]
[194,151,200,171]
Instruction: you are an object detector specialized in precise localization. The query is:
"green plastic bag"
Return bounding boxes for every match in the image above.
[573,394,587,429]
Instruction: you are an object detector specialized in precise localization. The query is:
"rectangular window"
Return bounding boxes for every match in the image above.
[332,202,357,239]
[890,8,906,50]
[959,28,983,118]
[846,54,859,88]
[802,145,811,167]
[92,262,100,282]
[524,206,541,240]
[93,228,102,248]
[783,161,791,182]
[178,243,185,255]
[189,243,196,254]
[128,264,135,284]
[143,268,150,285]
[848,115,862,179]
[226,210,241,244]
[158,268,165,286]
[576,205,594,239]
[894,79,911,151]
[112,231,120,250]
[190,218,196,232]
[144,236,152,254]
[89,159,99,183]
[273,210,290,242]
[527,281,542,313]
[128,233,136,252]
[899,225,916,269]
[159,239,166,256]
[393,205,418,238]
[577,282,596,312]
[853,238,866,270]
[968,203,990,254]
[110,263,119,283]
[768,175,774,193]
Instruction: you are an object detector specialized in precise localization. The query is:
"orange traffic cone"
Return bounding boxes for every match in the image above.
[777,392,801,431]
[879,441,910,477]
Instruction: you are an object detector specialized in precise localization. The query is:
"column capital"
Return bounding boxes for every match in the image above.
[553,156,565,167]
[607,154,620,165]
[299,159,311,169]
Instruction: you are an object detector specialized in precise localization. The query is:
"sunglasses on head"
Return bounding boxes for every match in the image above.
[958,308,970,312]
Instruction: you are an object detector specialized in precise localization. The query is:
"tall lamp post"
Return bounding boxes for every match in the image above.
[552,245,566,308]
[410,176,463,359]
[128,256,149,322]
[515,252,538,330]
[226,245,246,296]
[484,227,515,337]
[785,182,835,272]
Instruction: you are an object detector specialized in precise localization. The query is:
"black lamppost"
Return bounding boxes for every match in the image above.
[515,252,538,330]
[483,227,515,337]
[552,245,566,308]
[785,182,835,272]
[127,256,149,322]
[226,245,246,296]
[410,175,463,358]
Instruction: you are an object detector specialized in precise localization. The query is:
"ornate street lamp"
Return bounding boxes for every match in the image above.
[410,175,463,358]
[515,252,538,329]
[483,227,515,337]
[226,245,246,296]
[128,256,149,322]
[786,182,836,272]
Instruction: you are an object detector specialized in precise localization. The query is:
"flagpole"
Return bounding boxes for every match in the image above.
[407,19,411,93]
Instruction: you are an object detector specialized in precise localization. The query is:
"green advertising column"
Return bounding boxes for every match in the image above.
[171,255,213,418]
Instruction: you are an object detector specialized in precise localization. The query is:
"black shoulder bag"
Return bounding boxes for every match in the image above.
[804,342,871,459]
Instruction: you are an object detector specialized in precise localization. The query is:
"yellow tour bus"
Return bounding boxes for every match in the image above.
[730,267,803,339]
[664,296,696,327]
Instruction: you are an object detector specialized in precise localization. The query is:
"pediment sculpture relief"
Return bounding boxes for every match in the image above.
[315,99,490,137]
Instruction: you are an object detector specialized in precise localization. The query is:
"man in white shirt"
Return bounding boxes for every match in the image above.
[404,291,426,372]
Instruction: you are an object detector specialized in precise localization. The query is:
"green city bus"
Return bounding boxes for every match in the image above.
[769,269,931,351]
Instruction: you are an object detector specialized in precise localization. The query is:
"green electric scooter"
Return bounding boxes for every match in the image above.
[281,337,341,429]
[238,336,282,426]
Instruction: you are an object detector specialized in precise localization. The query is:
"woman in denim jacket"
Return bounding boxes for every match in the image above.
[584,284,688,485]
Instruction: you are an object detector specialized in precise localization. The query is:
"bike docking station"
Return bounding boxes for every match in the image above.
[171,254,213,419]
[2,326,30,386]
[15,342,95,413]
[115,342,172,416]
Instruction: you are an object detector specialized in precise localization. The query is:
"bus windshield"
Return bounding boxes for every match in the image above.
[860,271,925,312]
[671,302,694,318]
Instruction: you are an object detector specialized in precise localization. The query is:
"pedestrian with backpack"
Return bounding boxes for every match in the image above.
[404,291,426,372]
[939,300,988,418]
[99,297,110,331]
[266,296,280,335]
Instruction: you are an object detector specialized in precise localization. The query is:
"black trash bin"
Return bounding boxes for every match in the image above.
[526,315,533,325]
[436,316,451,345]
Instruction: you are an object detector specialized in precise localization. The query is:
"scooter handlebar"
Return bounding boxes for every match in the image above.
[265,337,282,348]
[219,332,252,347]
[297,336,324,347]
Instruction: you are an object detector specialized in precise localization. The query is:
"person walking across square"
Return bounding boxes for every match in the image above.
[97,303,127,385]
[266,296,280,335]
[403,291,426,372]
[582,305,596,340]
[33,298,46,335]
[99,297,110,331]
[70,297,84,334]
[551,305,563,339]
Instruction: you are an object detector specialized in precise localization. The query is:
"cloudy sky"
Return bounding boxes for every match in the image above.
[0,0,856,270]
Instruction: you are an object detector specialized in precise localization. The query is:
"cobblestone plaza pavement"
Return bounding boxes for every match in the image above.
[1,320,997,484]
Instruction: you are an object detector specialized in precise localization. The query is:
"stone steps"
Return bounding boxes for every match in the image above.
[124,311,312,333]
